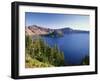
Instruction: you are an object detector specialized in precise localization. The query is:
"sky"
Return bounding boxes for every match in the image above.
[25,12,90,30]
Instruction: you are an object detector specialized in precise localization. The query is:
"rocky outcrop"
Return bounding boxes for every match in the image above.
[25,25,50,36]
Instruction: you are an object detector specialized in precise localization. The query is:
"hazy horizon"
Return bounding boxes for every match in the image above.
[25,12,90,31]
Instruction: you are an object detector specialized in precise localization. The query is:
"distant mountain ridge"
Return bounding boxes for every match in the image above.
[25,25,89,36]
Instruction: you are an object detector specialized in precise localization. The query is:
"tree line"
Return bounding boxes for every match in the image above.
[25,35,64,68]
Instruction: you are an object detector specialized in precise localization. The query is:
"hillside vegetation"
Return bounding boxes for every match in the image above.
[81,56,89,65]
[25,35,64,68]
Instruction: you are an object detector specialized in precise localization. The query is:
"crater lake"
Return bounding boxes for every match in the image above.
[42,32,89,66]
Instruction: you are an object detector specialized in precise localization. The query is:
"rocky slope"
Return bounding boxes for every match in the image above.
[25,25,51,36]
[25,25,89,36]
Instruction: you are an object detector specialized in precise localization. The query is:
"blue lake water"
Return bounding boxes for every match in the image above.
[42,33,89,65]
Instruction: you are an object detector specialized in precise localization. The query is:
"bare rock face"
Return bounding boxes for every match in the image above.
[25,25,50,36]
[25,27,35,36]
